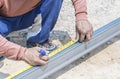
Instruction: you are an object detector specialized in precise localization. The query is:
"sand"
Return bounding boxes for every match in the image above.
[0,0,120,79]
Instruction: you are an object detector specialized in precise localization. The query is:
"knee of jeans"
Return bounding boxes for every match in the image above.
[52,0,63,4]
[52,0,63,2]
[0,31,8,37]
[0,27,9,36]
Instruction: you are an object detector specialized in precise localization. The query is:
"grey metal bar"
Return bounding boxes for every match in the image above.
[0,72,9,79]
[14,17,120,79]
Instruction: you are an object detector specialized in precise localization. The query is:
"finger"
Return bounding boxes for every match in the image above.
[90,30,93,37]
[41,56,49,61]
[79,33,86,42]
[90,24,93,37]
[75,29,79,42]
[34,59,48,66]
[85,33,91,41]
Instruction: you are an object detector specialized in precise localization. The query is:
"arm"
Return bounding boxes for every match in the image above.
[0,35,48,65]
[72,0,87,21]
[0,35,25,60]
[72,0,93,42]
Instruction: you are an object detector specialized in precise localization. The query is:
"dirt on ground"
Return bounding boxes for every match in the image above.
[0,0,120,79]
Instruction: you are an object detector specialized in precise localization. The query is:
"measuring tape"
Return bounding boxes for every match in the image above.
[5,39,75,79]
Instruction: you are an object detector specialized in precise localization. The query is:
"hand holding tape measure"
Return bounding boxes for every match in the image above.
[21,47,49,66]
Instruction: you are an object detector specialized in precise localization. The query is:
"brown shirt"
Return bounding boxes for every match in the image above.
[0,0,87,20]
[0,0,40,17]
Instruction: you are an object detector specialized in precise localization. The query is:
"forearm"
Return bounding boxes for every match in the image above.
[72,0,87,21]
[0,35,49,66]
[0,35,26,60]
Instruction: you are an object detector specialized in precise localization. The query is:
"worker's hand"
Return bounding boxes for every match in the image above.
[22,47,49,66]
[75,20,93,42]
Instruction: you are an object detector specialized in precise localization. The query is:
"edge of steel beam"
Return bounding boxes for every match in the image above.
[13,17,120,79]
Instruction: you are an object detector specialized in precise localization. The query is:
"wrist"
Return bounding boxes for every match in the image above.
[2,41,25,60]
[0,35,8,47]
[75,12,87,21]
[17,46,27,60]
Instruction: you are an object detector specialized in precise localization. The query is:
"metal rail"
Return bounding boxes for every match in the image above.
[7,17,120,79]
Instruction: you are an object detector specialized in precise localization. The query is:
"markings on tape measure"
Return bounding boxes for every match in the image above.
[5,65,32,79]
[5,39,76,79]
[48,39,75,57]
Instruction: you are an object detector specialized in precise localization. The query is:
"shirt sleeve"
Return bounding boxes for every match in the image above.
[0,0,3,8]
[72,0,87,21]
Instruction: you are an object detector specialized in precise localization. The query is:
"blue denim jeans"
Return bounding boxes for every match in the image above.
[0,56,4,60]
[0,0,63,43]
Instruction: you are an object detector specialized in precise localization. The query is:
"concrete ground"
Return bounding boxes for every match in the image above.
[0,0,120,79]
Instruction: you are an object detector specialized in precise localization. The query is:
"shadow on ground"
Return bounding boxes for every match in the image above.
[50,30,71,44]
[0,62,9,79]
[0,72,9,79]
[0,60,10,79]
[8,30,71,46]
